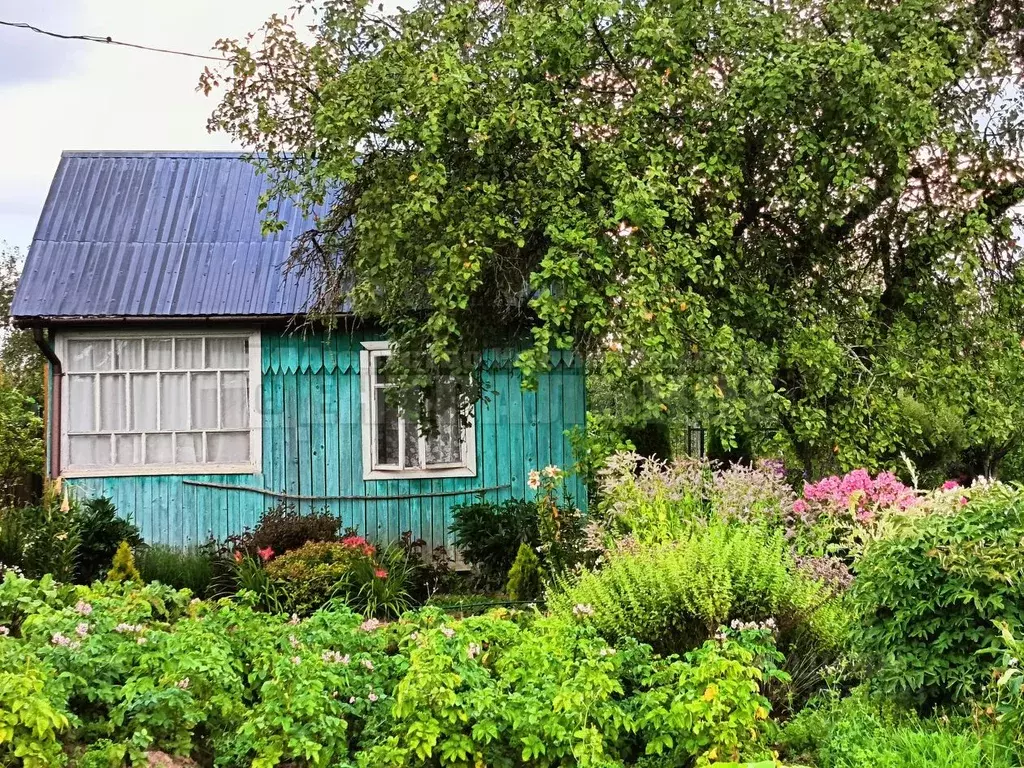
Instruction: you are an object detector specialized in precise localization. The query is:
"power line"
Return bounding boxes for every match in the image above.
[0,20,223,62]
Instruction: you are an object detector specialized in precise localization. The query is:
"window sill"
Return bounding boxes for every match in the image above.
[363,466,477,481]
[61,463,261,479]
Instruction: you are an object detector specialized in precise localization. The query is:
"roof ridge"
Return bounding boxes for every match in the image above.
[61,150,255,159]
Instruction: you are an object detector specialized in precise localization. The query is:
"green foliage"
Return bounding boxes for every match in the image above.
[781,690,1012,768]
[0,484,80,581]
[506,542,543,602]
[205,0,1024,474]
[264,538,376,614]
[0,574,787,766]
[551,520,845,656]
[75,497,143,585]
[235,502,341,557]
[0,387,43,506]
[623,421,673,462]
[450,498,539,588]
[0,643,70,767]
[850,482,1024,709]
[106,541,141,584]
[136,544,215,598]
[0,242,43,405]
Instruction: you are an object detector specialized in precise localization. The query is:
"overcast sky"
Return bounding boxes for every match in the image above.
[0,0,288,251]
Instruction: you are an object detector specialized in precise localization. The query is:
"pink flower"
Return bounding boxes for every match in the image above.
[233,550,243,564]
[258,546,275,562]
[792,499,809,515]
[374,568,388,579]
[941,480,960,491]
[360,618,382,632]
[75,601,93,616]
[75,622,89,637]
[441,626,455,639]
[360,658,374,670]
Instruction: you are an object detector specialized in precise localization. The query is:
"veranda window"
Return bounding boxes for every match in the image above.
[60,332,261,475]
[359,342,476,480]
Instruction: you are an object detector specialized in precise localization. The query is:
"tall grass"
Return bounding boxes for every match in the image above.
[136,544,215,598]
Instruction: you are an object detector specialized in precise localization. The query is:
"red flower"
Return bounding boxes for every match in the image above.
[375,568,388,579]
[258,546,275,562]
[233,550,243,564]
[341,535,376,557]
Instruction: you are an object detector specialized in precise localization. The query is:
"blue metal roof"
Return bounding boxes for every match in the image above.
[11,151,330,323]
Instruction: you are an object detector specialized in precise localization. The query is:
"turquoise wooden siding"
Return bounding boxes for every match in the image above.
[60,330,587,548]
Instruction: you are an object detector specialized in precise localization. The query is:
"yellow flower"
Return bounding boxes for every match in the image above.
[755,706,768,720]
[702,684,718,702]
[60,491,70,514]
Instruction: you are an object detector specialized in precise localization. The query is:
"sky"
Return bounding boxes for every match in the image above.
[0,0,289,252]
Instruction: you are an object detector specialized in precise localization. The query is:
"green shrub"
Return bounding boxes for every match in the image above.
[850,482,1024,708]
[136,544,215,598]
[235,502,341,558]
[107,541,141,583]
[0,643,70,767]
[450,498,539,588]
[506,542,543,602]
[264,539,370,614]
[551,520,841,655]
[0,484,80,581]
[781,690,1012,768]
[75,497,143,585]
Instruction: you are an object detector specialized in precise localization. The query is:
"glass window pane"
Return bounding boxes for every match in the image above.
[191,372,218,429]
[208,432,249,463]
[207,337,247,368]
[144,339,173,369]
[146,434,172,464]
[114,339,143,369]
[160,373,188,430]
[426,407,462,465]
[174,338,203,369]
[99,374,126,431]
[372,353,389,384]
[375,389,399,466]
[130,374,157,431]
[221,371,248,429]
[70,435,110,466]
[67,340,112,372]
[115,434,143,466]
[67,375,95,432]
[403,417,421,468]
[175,432,203,464]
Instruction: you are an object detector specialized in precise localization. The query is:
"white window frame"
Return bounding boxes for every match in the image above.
[359,341,476,480]
[58,329,262,477]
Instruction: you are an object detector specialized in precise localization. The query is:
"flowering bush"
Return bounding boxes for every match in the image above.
[0,574,786,766]
[791,469,922,559]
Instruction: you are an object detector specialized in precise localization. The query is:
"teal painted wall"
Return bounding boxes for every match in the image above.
[59,330,586,549]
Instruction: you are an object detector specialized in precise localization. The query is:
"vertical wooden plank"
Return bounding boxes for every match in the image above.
[283,357,300,497]
[310,370,328,505]
[324,365,341,521]
[548,366,564,471]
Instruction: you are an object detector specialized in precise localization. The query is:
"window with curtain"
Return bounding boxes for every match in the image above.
[60,332,260,475]
[359,343,476,479]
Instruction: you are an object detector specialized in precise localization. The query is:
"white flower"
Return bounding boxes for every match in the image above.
[75,601,93,616]
[291,656,301,665]
[176,677,190,690]
[527,470,541,490]
[360,618,382,632]
[368,692,379,702]
[542,465,561,478]
[137,637,147,645]
[349,696,357,703]
[467,643,481,659]
[572,604,594,617]
[0,626,9,636]
[289,613,300,625]
[289,634,301,649]
[360,658,374,671]
[441,626,455,639]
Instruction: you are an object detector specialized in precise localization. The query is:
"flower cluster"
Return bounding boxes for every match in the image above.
[800,469,919,523]
[322,650,350,664]
[340,535,376,558]
[114,622,144,634]
[51,631,81,650]
[359,618,383,633]
[572,603,595,617]
[75,600,93,616]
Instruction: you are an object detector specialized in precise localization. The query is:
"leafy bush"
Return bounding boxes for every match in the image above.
[106,541,141,583]
[0,483,80,581]
[264,538,373,614]
[0,642,71,767]
[506,542,543,602]
[136,544,215,598]
[552,520,843,655]
[75,497,143,584]
[850,482,1024,708]
[234,502,341,558]
[0,574,786,766]
[781,690,1012,768]
[450,498,539,588]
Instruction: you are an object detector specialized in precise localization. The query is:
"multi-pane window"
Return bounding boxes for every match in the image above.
[60,333,260,474]
[359,344,476,479]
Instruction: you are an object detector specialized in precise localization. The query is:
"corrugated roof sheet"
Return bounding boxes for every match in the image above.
[11,151,331,322]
